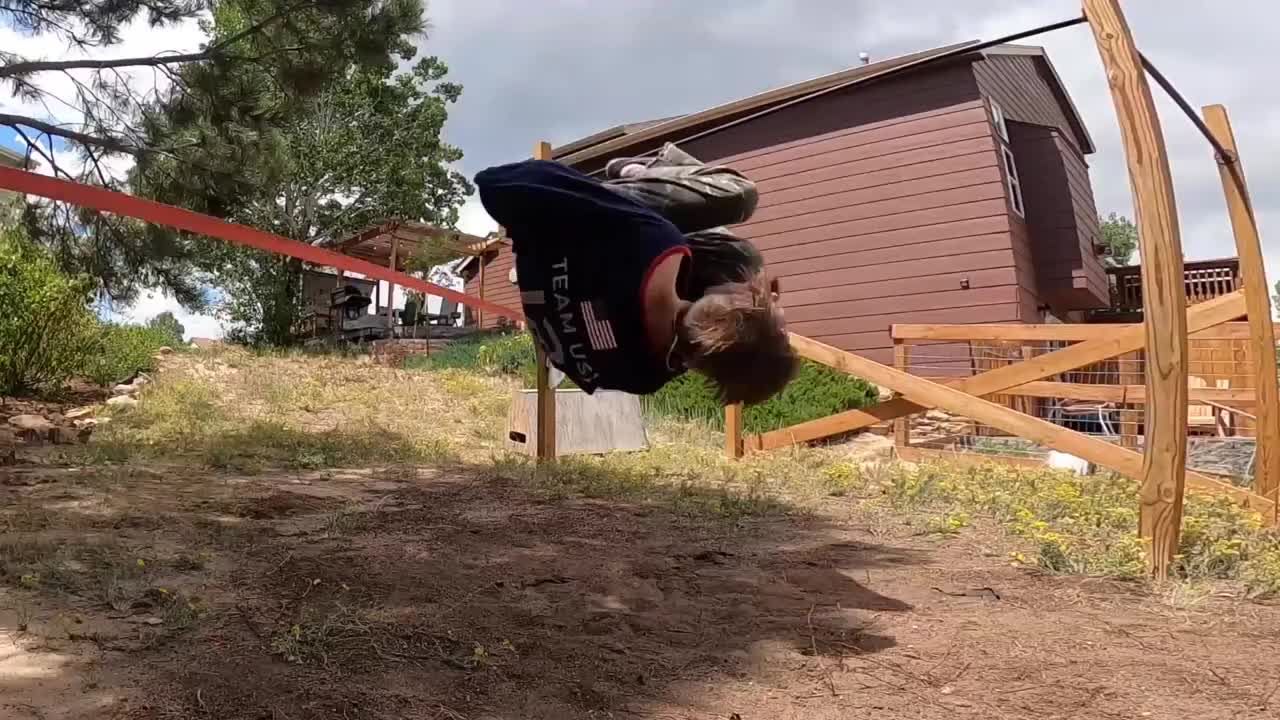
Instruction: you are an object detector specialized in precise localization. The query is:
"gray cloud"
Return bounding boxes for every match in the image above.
[422,0,1280,300]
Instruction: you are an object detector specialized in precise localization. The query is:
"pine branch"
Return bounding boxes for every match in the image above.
[0,112,139,154]
[0,1,312,78]
[0,50,212,78]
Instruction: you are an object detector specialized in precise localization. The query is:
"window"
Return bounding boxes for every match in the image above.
[1001,145,1025,218]
[990,99,1009,142]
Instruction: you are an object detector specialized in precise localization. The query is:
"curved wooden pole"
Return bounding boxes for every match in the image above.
[0,166,524,322]
[1084,0,1189,579]
[1201,104,1280,514]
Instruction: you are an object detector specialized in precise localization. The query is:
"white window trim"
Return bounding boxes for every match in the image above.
[1001,145,1025,219]
[990,99,1009,142]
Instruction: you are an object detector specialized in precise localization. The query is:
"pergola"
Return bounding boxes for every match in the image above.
[326,221,494,330]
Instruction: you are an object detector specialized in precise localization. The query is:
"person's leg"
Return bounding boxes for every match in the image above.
[602,143,759,234]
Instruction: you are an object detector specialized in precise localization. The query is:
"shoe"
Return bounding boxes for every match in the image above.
[604,155,655,179]
[603,143,705,179]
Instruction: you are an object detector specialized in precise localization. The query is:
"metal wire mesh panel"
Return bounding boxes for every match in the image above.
[898,333,1259,486]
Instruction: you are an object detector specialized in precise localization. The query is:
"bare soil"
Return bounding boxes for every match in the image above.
[3,459,1280,720]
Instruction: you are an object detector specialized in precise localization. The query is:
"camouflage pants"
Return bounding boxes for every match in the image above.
[602,143,767,297]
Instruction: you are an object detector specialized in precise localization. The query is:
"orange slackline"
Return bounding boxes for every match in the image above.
[0,166,523,321]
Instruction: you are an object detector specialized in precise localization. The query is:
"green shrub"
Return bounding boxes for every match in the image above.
[476,331,536,377]
[82,323,175,386]
[409,331,876,433]
[740,360,878,433]
[404,334,486,372]
[408,330,560,388]
[0,227,99,395]
[643,360,878,433]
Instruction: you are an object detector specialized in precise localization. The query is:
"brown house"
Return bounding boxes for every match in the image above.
[460,41,1113,365]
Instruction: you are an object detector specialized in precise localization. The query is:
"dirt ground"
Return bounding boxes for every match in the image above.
[3,456,1280,720]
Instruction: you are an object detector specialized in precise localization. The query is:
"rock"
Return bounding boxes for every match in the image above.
[925,410,951,422]
[8,414,54,432]
[941,421,971,434]
[839,432,895,462]
[156,346,174,355]
[111,382,139,396]
[1,469,54,486]
[6,415,60,444]
[106,395,139,408]
[64,406,96,420]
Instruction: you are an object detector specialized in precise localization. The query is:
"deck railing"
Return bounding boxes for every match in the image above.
[1106,257,1242,312]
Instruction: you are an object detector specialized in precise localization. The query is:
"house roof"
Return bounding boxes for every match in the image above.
[553,40,1093,165]
[982,44,1094,154]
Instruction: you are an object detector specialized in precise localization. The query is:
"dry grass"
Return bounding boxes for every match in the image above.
[42,343,1280,598]
[7,344,1280,719]
[65,347,484,471]
[63,346,857,520]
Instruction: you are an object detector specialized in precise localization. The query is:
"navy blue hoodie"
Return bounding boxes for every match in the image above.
[474,159,691,395]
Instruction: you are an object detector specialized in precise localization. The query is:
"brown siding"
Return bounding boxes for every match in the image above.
[1006,122,1108,311]
[1008,219,1042,321]
[973,53,1086,154]
[464,245,520,330]
[1057,133,1109,300]
[477,59,1103,365]
[679,66,1021,362]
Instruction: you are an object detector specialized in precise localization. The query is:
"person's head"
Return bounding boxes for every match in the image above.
[674,273,798,405]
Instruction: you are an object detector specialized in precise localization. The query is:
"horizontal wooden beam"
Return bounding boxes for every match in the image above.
[892,320,1253,342]
[789,332,1273,517]
[970,380,1256,406]
[750,290,1247,451]
[895,445,1050,471]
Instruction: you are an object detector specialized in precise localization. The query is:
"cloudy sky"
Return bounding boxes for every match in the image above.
[4,0,1278,337]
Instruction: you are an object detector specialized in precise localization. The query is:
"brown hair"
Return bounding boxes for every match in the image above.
[677,273,798,405]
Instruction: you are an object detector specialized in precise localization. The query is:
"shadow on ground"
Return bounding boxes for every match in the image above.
[0,462,923,719]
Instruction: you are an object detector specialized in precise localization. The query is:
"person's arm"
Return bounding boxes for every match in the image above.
[474,160,562,239]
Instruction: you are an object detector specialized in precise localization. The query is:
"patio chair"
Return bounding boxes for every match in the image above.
[1047,398,1118,437]
[429,298,462,326]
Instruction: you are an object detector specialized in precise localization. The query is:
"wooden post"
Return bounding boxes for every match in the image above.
[725,403,744,459]
[893,340,910,448]
[1118,350,1143,449]
[386,235,398,332]
[533,141,557,463]
[477,248,486,329]
[333,269,344,342]
[1085,0,1190,579]
[1202,104,1280,509]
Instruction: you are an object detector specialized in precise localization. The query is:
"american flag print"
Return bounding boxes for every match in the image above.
[580,299,617,351]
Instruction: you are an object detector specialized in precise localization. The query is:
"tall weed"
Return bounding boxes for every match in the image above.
[0,226,99,395]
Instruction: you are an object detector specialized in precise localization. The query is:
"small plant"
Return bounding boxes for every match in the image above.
[926,511,971,535]
[820,462,863,497]
[81,323,176,387]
